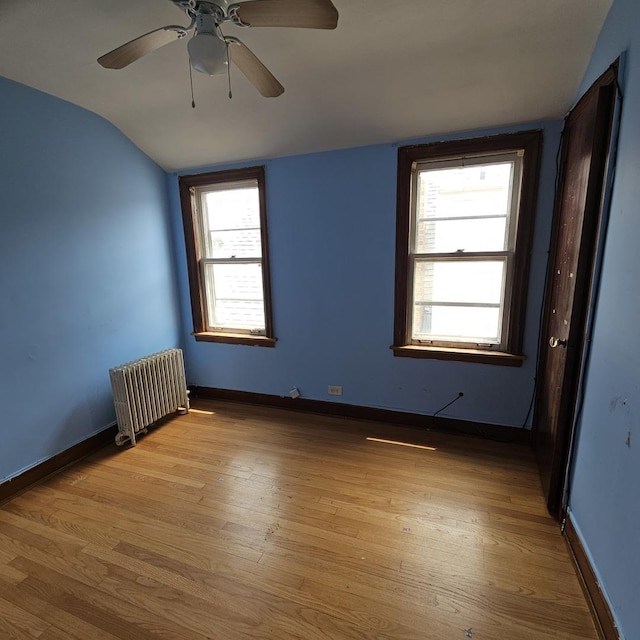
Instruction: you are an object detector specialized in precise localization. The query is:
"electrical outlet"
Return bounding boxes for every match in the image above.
[328,385,343,396]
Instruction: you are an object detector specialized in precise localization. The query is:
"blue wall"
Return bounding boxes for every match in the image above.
[170,120,561,428]
[568,0,640,637]
[0,77,181,482]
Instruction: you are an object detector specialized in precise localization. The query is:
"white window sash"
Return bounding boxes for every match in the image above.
[407,152,523,349]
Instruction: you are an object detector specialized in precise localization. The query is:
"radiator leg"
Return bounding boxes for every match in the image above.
[115,432,130,447]
[178,389,191,414]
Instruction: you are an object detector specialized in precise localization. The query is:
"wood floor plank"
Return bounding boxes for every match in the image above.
[0,400,598,639]
[0,560,27,585]
[0,508,89,551]
[10,557,220,640]
[111,538,304,594]
[65,464,206,504]
[3,495,122,550]
[0,530,107,590]
[87,545,376,640]
[0,575,121,640]
[19,484,264,563]
[0,593,50,639]
[0,544,17,565]
[83,456,207,489]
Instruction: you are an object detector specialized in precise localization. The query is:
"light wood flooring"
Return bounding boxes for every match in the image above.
[0,400,597,639]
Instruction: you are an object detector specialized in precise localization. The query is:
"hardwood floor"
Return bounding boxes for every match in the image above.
[0,400,597,639]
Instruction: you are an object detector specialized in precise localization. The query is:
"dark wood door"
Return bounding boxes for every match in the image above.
[534,67,617,516]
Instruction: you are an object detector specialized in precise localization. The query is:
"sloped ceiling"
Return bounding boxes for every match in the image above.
[0,0,612,171]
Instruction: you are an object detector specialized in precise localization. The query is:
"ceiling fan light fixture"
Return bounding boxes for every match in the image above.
[188,32,228,76]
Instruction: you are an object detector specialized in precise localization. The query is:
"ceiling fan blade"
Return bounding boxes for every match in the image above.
[233,0,338,29]
[228,39,284,98]
[98,26,188,69]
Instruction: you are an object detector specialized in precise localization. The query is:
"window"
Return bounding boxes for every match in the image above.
[393,131,542,365]
[179,166,275,346]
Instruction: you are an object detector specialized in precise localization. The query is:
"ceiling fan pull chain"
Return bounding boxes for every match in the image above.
[226,41,233,99]
[188,55,196,108]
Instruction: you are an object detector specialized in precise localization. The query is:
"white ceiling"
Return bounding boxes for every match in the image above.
[0,0,612,172]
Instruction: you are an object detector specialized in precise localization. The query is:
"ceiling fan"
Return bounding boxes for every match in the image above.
[98,0,339,98]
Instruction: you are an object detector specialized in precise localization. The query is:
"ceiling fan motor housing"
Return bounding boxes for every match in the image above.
[173,0,231,20]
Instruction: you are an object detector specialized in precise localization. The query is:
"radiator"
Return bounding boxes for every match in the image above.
[109,348,189,446]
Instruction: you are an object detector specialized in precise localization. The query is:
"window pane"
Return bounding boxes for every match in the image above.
[417,162,513,221]
[208,229,262,259]
[204,186,259,230]
[415,217,507,253]
[204,262,265,331]
[413,260,504,305]
[412,304,501,343]
[208,299,265,331]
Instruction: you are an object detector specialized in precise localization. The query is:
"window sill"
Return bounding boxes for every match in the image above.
[391,345,525,366]
[193,332,277,347]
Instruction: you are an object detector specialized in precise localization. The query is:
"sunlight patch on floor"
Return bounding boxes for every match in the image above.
[366,437,436,451]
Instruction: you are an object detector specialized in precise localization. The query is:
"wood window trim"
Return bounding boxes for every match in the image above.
[393,130,543,365]
[391,344,526,366]
[192,332,276,347]
[179,166,276,347]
